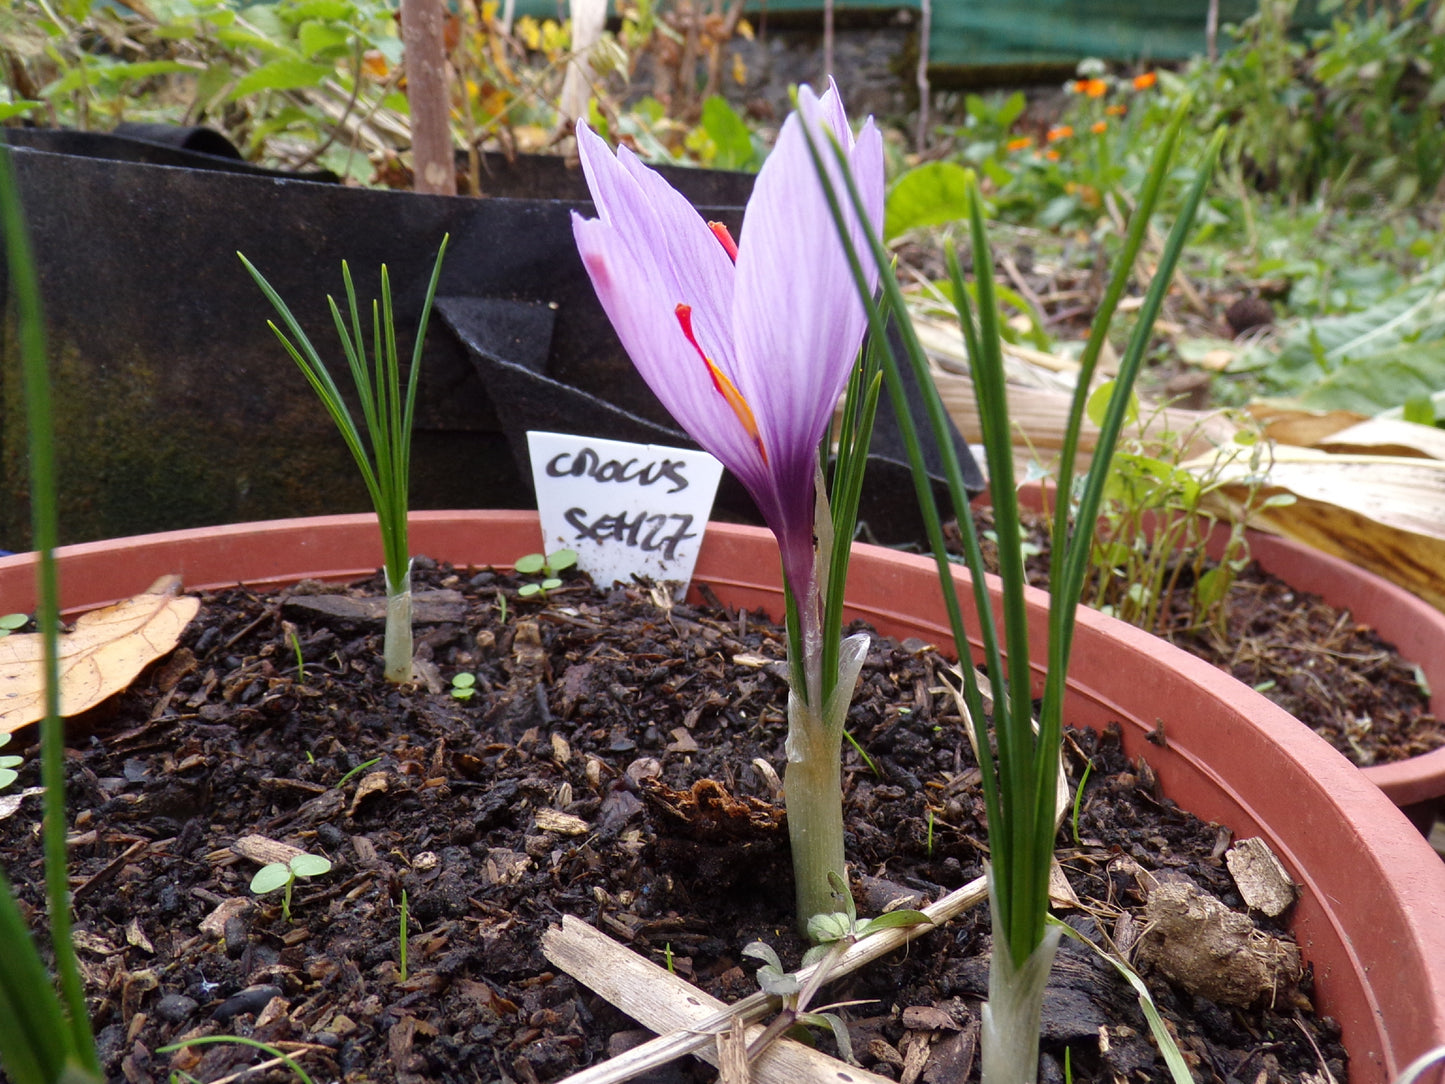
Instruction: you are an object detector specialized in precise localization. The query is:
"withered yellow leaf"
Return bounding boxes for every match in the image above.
[0,577,200,734]
[1310,417,1445,461]
[1197,448,1445,612]
[1246,402,1367,447]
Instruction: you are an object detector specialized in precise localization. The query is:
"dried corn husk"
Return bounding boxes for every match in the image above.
[1196,447,1445,611]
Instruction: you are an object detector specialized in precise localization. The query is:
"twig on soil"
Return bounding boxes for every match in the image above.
[543,871,989,1084]
[545,915,892,1084]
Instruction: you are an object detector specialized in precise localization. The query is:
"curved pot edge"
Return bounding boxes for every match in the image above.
[1246,530,1445,806]
[1,511,1443,1080]
[1003,483,1445,816]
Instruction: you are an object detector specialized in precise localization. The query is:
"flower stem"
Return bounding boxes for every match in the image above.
[785,632,869,932]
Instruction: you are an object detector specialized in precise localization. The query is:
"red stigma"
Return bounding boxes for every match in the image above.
[675,303,767,464]
[708,222,739,263]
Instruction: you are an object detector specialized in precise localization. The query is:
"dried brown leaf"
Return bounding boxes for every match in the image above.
[0,577,199,734]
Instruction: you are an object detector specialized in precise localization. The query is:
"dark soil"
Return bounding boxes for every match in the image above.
[970,507,1445,767]
[0,560,1346,1084]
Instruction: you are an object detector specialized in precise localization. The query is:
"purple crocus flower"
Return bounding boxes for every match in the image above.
[570,83,884,639]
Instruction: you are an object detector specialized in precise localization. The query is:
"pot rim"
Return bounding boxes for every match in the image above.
[1002,481,1445,812]
[1,509,1442,1079]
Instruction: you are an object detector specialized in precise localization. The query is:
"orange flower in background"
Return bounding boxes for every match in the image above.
[1105,103,1127,116]
[1044,149,1060,161]
[362,49,391,80]
[1133,71,1158,90]
[1006,136,1034,152]
[1046,125,1073,142]
[1073,77,1108,98]
[1090,120,1108,134]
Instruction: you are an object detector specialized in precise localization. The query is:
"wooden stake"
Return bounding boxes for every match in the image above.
[399,0,455,195]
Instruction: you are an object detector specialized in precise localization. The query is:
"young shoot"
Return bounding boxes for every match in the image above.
[284,622,305,681]
[743,872,929,1063]
[0,612,27,636]
[450,672,478,700]
[158,1036,319,1084]
[398,890,410,983]
[250,852,332,922]
[335,757,382,789]
[1076,382,1293,639]
[239,237,449,684]
[514,548,577,599]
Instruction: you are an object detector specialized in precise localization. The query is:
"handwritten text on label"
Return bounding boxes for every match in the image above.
[526,431,723,592]
[545,448,689,494]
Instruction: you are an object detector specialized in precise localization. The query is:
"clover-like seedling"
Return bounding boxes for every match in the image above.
[250,852,332,922]
[741,873,931,1064]
[0,733,22,791]
[515,548,578,599]
[451,672,477,700]
[802,871,930,960]
[0,612,27,637]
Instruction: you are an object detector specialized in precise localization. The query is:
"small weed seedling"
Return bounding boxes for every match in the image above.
[450,673,477,700]
[1076,383,1293,640]
[0,613,27,637]
[284,622,305,681]
[335,757,382,789]
[514,548,578,599]
[742,873,929,1063]
[0,734,22,791]
[398,889,410,982]
[159,1035,318,1084]
[250,852,332,922]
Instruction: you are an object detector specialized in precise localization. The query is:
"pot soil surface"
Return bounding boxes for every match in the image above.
[969,508,1445,768]
[0,560,1345,1084]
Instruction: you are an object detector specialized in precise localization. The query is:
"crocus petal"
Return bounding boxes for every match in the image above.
[571,125,766,484]
[570,87,884,611]
[728,84,885,588]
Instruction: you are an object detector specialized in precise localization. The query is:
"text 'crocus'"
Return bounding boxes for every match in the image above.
[572,83,884,930]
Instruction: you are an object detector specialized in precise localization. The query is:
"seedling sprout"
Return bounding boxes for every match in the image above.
[742,873,928,1063]
[335,758,382,789]
[0,734,22,791]
[0,613,27,637]
[250,852,332,922]
[515,548,578,599]
[398,889,410,982]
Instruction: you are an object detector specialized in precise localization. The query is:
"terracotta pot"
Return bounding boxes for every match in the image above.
[1246,531,1445,830]
[1,512,1443,1080]
[1007,482,1445,831]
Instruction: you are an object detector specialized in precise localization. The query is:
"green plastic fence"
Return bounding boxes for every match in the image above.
[508,0,1330,71]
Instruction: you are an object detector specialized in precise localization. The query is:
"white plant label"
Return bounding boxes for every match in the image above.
[526,431,724,593]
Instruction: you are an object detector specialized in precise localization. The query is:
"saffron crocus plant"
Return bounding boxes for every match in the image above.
[240,240,448,684]
[571,82,884,931]
[806,101,1221,1084]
